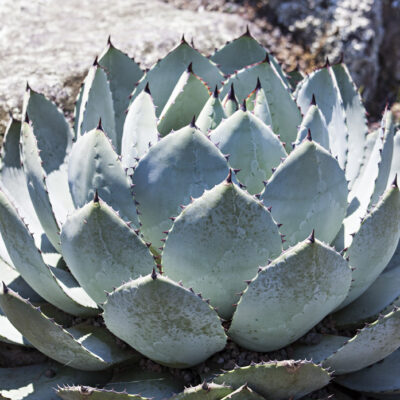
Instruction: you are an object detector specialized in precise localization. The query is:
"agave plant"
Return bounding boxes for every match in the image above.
[1,29,400,399]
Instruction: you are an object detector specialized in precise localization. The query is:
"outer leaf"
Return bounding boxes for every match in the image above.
[336,348,400,394]
[103,274,227,368]
[220,59,301,152]
[196,90,226,132]
[68,128,139,227]
[0,306,30,346]
[99,42,144,153]
[57,366,183,400]
[0,117,59,265]
[162,179,282,319]
[361,129,380,174]
[23,89,75,228]
[58,371,185,400]
[0,118,45,262]
[0,189,98,316]
[295,104,330,150]
[333,265,400,328]
[210,110,287,194]
[61,198,155,303]
[77,64,117,146]
[0,286,138,371]
[74,82,85,134]
[132,125,229,250]
[211,29,290,87]
[170,383,233,400]
[22,88,73,174]
[0,236,11,271]
[369,110,395,207]
[350,126,383,206]
[0,297,73,348]
[335,123,386,250]
[340,183,400,308]
[0,257,42,302]
[229,237,351,351]
[210,32,266,75]
[262,139,348,247]
[121,90,158,170]
[130,40,223,117]
[332,63,369,186]
[107,367,185,399]
[21,120,61,251]
[213,361,331,400]
[157,66,210,136]
[0,362,110,400]
[57,387,145,399]
[293,308,400,374]
[220,385,264,400]
[0,257,41,346]
[295,66,348,169]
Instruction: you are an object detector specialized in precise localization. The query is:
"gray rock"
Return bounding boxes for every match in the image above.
[379,1,400,110]
[267,0,384,103]
[0,0,257,133]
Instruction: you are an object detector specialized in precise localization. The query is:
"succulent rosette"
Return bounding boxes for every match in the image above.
[1,29,400,399]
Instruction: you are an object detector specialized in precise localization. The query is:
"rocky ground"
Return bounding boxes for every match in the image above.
[0,0,255,134]
[1,0,398,136]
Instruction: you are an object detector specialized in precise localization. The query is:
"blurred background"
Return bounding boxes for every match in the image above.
[0,0,399,135]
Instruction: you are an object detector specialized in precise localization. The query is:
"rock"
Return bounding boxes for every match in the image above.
[266,0,384,104]
[379,1,400,113]
[0,0,257,134]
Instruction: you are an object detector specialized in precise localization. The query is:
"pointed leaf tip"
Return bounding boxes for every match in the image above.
[307,229,315,243]
[324,57,330,68]
[93,190,99,203]
[213,85,219,98]
[25,81,31,91]
[97,118,103,131]
[311,94,316,106]
[107,35,112,46]
[201,381,209,391]
[338,52,344,64]
[187,62,193,73]
[144,82,151,95]
[24,112,30,123]
[190,115,197,128]
[226,169,233,184]
[93,56,99,66]
[228,83,236,100]
[393,174,398,188]
[263,53,270,64]
[181,33,187,44]
[2,281,8,294]
[306,128,312,141]
[151,268,157,280]
[240,100,247,112]
[255,77,261,91]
